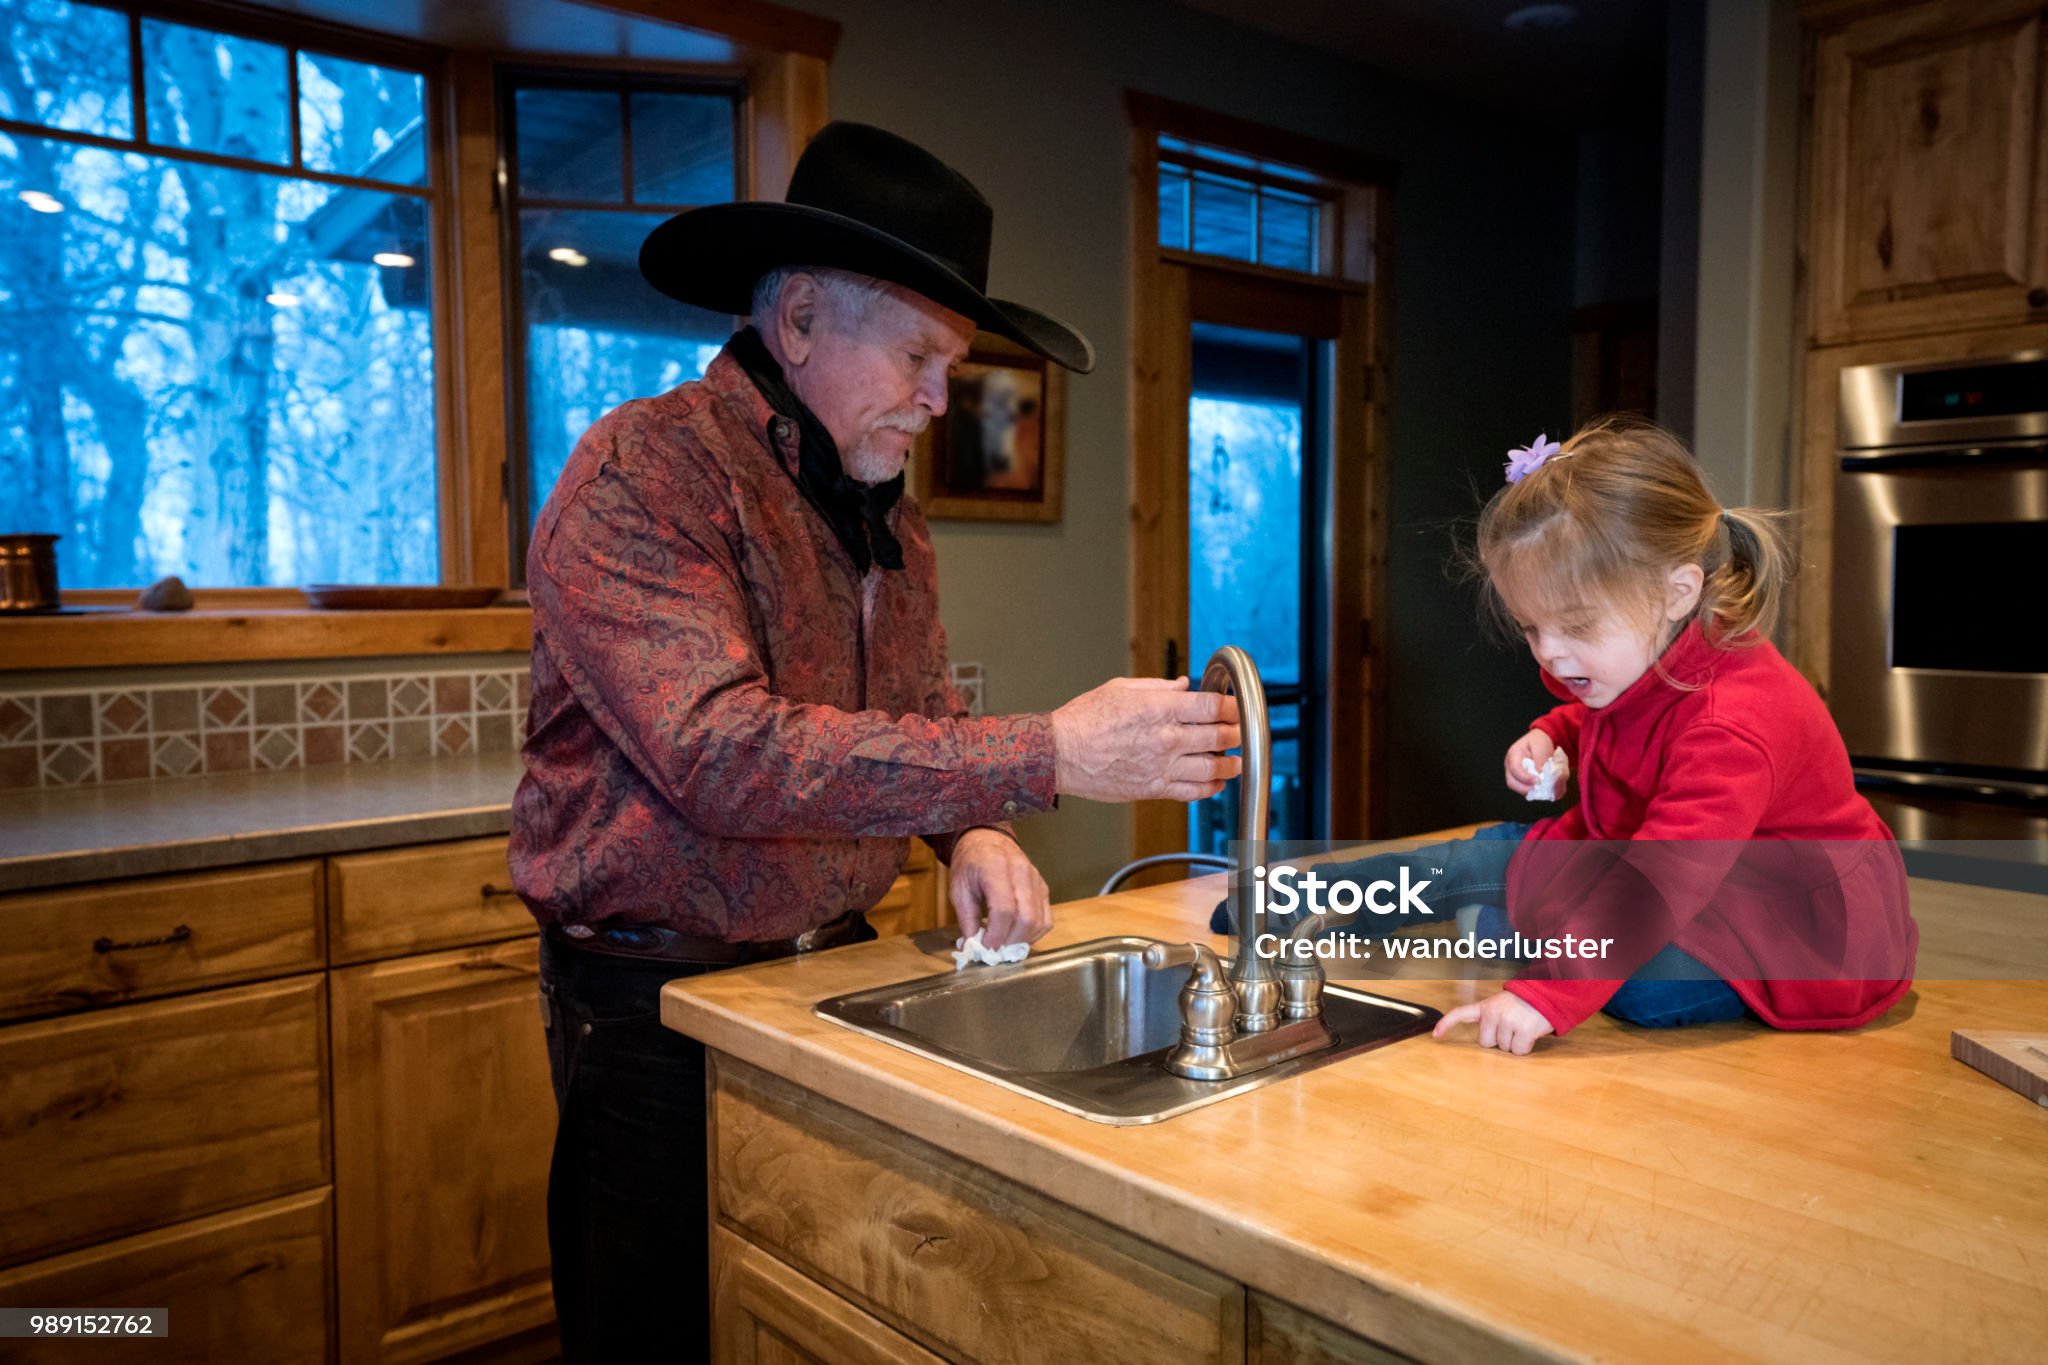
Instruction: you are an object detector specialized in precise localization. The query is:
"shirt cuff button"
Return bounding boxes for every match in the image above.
[1002,800,1018,816]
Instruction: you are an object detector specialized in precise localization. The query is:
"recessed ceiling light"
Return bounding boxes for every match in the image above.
[372,251,415,268]
[546,246,589,267]
[1505,3,1578,30]
[19,189,64,213]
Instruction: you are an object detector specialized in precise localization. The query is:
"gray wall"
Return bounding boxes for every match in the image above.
[814,0,1577,897]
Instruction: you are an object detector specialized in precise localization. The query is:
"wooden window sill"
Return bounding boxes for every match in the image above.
[0,607,533,671]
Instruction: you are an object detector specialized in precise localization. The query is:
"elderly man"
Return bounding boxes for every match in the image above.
[511,122,1240,1363]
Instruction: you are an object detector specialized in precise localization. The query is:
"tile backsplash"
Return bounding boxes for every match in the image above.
[0,667,531,792]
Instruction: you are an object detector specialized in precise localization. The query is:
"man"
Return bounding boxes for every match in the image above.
[511,122,1241,1363]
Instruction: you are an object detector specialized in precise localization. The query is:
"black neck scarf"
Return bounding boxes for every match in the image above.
[728,327,905,574]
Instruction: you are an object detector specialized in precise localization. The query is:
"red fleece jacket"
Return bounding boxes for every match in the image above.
[1506,622,1918,1035]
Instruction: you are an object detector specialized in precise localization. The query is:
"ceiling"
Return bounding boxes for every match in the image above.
[235,0,743,63]
[1171,0,1670,127]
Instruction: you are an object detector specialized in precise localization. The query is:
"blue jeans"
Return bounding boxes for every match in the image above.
[1219,823,1748,1029]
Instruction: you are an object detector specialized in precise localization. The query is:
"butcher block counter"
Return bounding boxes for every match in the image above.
[662,849,2048,1365]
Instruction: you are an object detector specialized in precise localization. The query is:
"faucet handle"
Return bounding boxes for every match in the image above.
[1144,941,1235,1050]
[1142,940,1225,985]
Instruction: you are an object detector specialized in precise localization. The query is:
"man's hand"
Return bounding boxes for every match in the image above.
[1504,729,1556,796]
[949,828,1051,949]
[1050,677,1242,803]
[1432,989,1555,1055]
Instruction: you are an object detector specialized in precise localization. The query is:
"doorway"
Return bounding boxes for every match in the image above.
[1127,93,1391,862]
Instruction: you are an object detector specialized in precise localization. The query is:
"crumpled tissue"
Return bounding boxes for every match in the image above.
[952,931,1031,970]
[1521,749,1571,802]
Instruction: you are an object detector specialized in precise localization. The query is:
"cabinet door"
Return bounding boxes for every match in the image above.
[863,842,944,940]
[0,1190,334,1365]
[329,939,555,1364]
[1808,0,2048,343]
[712,1226,944,1365]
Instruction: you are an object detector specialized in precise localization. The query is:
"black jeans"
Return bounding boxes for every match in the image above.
[538,930,718,1365]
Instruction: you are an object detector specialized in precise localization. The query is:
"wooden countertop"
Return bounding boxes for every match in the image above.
[663,849,2048,1365]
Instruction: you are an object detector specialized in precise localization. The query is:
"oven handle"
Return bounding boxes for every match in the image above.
[1840,438,2048,471]
[1854,766,2048,807]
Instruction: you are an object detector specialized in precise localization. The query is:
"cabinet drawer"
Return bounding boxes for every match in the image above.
[0,975,329,1268]
[713,1225,943,1365]
[712,1057,1245,1364]
[0,1189,334,1365]
[0,862,322,1022]
[327,836,529,964]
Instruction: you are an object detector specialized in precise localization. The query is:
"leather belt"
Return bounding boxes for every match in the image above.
[552,908,872,966]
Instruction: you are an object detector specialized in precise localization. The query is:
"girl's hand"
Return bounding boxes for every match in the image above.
[1504,729,1555,796]
[1433,990,1555,1055]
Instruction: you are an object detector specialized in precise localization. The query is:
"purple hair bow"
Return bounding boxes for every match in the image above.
[1504,433,1564,483]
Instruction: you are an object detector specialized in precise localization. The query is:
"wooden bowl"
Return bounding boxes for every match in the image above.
[305,585,502,610]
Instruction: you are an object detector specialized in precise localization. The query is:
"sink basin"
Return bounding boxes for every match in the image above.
[814,936,1439,1125]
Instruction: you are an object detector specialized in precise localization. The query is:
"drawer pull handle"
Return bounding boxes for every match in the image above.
[94,923,192,954]
[480,883,518,900]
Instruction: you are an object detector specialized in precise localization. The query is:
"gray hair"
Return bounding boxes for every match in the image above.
[749,265,891,332]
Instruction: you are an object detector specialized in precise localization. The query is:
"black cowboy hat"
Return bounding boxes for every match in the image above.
[638,121,1093,373]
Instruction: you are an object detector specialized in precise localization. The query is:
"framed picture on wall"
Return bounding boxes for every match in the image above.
[912,333,1065,523]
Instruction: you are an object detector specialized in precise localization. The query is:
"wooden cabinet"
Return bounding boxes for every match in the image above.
[1806,0,2048,345]
[0,1191,336,1365]
[706,1054,1424,1365]
[0,830,944,1364]
[713,1058,1246,1364]
[711,1225,944,1365]
[329,938,556,1365]
[863,840,944,940]
[0,843,541,1365]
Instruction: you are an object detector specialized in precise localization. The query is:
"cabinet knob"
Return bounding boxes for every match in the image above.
[2029,286,2048,309]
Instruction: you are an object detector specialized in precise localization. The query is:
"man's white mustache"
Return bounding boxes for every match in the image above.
[874,411,929,435]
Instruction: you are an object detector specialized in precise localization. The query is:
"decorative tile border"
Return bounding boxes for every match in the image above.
[0,668,532,792]
[2,661,980,792]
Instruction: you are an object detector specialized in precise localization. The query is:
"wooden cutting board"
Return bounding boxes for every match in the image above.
[1951,1030,2048,1107]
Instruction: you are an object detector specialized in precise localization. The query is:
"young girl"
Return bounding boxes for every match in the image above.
[1322,418,1918,1054]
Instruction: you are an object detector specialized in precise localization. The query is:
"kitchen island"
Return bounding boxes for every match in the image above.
[663,853,2048,1364]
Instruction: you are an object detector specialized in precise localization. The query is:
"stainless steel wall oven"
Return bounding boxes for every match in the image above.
[1831,351,2048,835]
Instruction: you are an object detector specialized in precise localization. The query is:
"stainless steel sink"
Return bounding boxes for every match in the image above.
[814,936,1439,1125]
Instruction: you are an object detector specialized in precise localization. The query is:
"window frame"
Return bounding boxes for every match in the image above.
[2,0,832,668]
[496,61,748,570]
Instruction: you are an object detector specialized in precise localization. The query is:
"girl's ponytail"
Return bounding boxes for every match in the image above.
[1703,505,1794,644]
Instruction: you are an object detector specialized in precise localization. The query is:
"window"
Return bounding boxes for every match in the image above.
[1157,135,1332,275]
[0,0,440,586]
[502,71,741,557]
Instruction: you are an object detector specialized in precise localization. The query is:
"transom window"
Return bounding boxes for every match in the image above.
[0,0,440,586]
[1156,134,1335,276]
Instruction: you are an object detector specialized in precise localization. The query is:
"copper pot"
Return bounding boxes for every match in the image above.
[0,534,60,612]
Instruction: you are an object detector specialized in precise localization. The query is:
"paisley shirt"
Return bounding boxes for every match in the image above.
[509,344,1058,941]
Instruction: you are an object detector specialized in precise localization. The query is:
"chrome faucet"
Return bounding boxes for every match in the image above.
[1141,646,1336,1080]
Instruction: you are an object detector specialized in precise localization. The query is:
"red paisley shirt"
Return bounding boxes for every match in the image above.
[509,344,1059,941]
